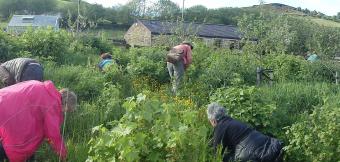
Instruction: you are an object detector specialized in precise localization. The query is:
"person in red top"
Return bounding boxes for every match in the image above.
[0,80,77,162]
[166,41,193,94]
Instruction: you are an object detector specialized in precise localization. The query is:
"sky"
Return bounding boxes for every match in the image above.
[83,0,340,16]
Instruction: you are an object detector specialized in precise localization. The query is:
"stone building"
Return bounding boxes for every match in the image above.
[124,19,243,48]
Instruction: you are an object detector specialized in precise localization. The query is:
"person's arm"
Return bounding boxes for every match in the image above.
[0,66,14,87]
[213,127,224,154]
[44,105,67,160]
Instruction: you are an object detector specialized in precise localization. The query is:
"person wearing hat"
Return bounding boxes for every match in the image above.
[0,58,43,88]
[0,80,77,161]
[166,41,193,94]
[207,102,284,162]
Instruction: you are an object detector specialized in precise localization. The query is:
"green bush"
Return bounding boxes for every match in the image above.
[44,63,105,101]
[0,30,19,62]
[210,85,276,132]
[87,93,210,162]
[262,54,340,83]
[285,96,340,162]
[19,28,72,62]
[126,47,169,84]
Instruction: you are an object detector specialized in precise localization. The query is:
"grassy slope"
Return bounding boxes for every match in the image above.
[252,4,340,28]
[310,18,340,27]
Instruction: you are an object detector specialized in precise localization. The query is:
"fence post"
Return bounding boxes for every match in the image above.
[269,70,274,86]
[336,71,339,85]
[256,67,262,86]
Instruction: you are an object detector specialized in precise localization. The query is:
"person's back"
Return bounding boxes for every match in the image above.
[214,116,283,162]
[214,116,253,153]
[0,58,43,87]
[98,59,113,71]
[166,42,193,94]
[98,53,114,71]
[307,54,318,62]
[0,80,65,161]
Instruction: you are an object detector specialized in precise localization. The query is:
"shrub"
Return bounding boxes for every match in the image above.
[19,28,72,62]
[44,63,105,101]
[87,93,210,162]
[210,85,276,132]
[126,47,169,84]
[285,96,340,162]
[0,30,19,62]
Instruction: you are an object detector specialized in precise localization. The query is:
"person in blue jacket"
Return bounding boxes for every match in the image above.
[98,53,114,71]
[207,102,284,162]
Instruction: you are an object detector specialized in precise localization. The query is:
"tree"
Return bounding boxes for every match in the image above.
[185,5,208,23]
[149,0,180,20]
[0,0,57,19]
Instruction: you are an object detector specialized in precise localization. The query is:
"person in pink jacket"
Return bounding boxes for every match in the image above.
[166,41,193,94]
[0,80,77,162]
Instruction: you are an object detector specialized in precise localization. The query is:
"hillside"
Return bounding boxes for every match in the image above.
[251,3,340,28]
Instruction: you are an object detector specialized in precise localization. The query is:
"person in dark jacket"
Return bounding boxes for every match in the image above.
[0,58,43,88]
[207,102,284,162]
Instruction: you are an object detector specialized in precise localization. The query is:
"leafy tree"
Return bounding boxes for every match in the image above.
[149,0,180,20]
[185,5,208,23]
[0,0,57,18]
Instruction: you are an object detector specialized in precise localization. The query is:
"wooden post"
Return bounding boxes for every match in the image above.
[269,70,274,86]
[336,71,339,85]
[256,67,262,86]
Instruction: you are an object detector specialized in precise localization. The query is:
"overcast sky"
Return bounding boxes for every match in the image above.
[83,0,340,16]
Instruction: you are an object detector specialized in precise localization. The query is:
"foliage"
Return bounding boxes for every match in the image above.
[0,0,56,18]
[87,93,210,162]
[210,85,276,131]
[20,28,72,62]
[262,54,340,82]
[44,63,105,101]
[285,96,340,162]
[239,13,340,57]
[0,30,19,62]
[126,47,169,84]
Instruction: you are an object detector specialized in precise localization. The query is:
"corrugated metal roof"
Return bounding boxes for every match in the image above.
[8,15,59,27]
[138,19,242,39]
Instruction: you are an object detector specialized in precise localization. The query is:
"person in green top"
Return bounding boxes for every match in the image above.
[306,51,319,62]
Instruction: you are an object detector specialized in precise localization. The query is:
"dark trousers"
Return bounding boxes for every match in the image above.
[20,63,43,82]
[0,143,7,162]
[0,143,35,162]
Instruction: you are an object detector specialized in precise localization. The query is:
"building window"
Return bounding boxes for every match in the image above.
[214,38,222,47]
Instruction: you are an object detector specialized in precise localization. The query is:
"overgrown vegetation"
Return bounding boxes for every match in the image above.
[0,5,340,162]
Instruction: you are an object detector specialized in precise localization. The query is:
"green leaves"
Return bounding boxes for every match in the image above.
[210,85,276,130]
[285,98,340,162]
[87,94,210,161]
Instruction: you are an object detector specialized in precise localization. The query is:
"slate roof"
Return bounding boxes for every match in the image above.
[8,15,59,27]
[138,19,242,39]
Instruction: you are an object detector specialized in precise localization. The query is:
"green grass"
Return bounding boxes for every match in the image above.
[0,21,7,30]
[84,28,127,40]
[56,0,74,8]
[310,18,340,28]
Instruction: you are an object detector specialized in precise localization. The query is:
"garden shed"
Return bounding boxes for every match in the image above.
[7,15,60,34]
[124,19,243,48]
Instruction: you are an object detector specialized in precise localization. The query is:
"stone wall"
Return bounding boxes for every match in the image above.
[124,22,151,47]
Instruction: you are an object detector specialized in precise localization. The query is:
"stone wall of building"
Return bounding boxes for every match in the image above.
[124,22,151,47]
